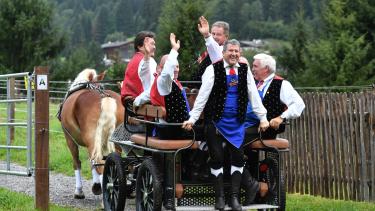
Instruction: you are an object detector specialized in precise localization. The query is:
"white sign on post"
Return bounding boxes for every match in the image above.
[37,75,48,90]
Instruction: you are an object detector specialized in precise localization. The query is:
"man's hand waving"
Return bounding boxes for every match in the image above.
[170,33,180,51]
[198,16,210,38]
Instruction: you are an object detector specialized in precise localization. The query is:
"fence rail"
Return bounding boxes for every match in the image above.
[282,90,375,202]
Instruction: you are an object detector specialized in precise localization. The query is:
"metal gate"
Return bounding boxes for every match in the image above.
[0,72,33,176]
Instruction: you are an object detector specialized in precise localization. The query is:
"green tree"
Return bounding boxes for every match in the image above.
[300,0,375,86]
[50,42,104,81]
[93,6,112,43]
[278,8,310,85]
[157,0,207,80]
[0,0,65,73]
[115,0,134,36]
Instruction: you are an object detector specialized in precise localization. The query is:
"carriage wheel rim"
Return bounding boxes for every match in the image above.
[140,169,154,210]
[105,160,120,210]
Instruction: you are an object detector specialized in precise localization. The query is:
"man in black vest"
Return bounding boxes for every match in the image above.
[243,53,305,204]
[245,53,305,139]
[183,40,269,211]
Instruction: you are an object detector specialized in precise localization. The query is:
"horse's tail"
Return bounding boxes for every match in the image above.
[91,97,117,162]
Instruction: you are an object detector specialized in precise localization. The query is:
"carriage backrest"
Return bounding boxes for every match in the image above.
[135,104,166,119]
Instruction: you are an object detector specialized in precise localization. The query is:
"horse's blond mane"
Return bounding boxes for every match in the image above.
[69,68,97,91]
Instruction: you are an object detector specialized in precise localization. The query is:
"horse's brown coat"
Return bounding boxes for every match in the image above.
[60,88,124,172]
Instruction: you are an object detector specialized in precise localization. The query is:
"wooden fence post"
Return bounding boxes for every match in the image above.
[34,66,49,211]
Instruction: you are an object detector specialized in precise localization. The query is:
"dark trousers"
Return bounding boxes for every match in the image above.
[156,125,193,140]
[205,123,244,170]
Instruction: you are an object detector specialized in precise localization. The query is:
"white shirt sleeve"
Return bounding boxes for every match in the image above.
[188,65,215,124]
[246,68,268,122]
[134,58,157,106]
[279,80,305,119]
[205,36,223,63]
[157,49,179,96]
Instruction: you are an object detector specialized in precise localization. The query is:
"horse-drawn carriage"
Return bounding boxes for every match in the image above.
[102,88,290,211]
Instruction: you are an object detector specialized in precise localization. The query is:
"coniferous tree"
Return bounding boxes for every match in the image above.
[278,8,310,85]
[157,0,207,80]
[93,6,112,43]
[301,0,375,86]
[115,0,134,36]
[0,0,65,73]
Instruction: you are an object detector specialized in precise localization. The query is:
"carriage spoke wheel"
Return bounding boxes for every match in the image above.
[136,159,163,211]
[259,158,278,206]
[103,152,127,211]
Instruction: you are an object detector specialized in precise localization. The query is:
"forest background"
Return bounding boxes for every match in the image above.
[0,0,374,87]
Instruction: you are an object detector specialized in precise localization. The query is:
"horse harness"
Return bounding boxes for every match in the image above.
[57,82,111,121]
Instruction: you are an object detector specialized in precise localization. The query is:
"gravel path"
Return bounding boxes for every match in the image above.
[0,162,135,210]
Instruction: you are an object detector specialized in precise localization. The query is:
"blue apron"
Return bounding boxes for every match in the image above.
[244,80,269,128]
[213,74,244,149]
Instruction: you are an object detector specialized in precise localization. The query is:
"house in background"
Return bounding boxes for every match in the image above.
[239,39,265,51]
[101,39,134,66]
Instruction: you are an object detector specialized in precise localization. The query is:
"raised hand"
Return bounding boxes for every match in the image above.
[170,33,180,51]
[198,16,210,38]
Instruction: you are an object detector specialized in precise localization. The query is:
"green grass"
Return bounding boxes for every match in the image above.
[0,102,92,179]
[287,193,375,211]
[0,188,85,211]
[1,188,375,211]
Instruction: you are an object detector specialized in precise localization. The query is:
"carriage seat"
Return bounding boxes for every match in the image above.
[250,138,289,150]
[131,104,198,150]
[131,134,198,150]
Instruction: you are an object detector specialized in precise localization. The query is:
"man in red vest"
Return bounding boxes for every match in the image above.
[121,31,157,109]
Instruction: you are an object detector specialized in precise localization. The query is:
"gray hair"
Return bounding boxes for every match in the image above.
[223,39,241,51]
[212,21,230,36]
[253,53,276,73]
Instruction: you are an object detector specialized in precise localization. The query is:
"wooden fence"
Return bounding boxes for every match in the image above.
[281,90,375,202]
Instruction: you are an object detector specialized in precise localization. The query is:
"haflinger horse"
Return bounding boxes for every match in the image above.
[58,68,124,199]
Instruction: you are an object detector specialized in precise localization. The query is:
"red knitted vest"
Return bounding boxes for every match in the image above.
[121,52,144,101]
[150,76,165,107]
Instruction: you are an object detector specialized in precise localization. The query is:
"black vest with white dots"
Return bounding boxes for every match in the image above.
[263,78,286,120]
[164,82,189,123]
[204,60,249,123]
[194,54,212,81]
[262,78,287,135]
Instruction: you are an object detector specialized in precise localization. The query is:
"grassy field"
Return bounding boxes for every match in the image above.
[0,188,84,211]
[1,189,375,211]
[0,102,92,179]
[1,102,375,210]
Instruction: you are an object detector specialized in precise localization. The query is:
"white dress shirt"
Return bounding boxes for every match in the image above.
[205,35,223,63]
[157,49,179,96]
[133,57,157,106]
[188,60,267,124]
[259,73,305,119]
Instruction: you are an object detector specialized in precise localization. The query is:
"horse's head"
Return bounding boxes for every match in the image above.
[69,69,106,91]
